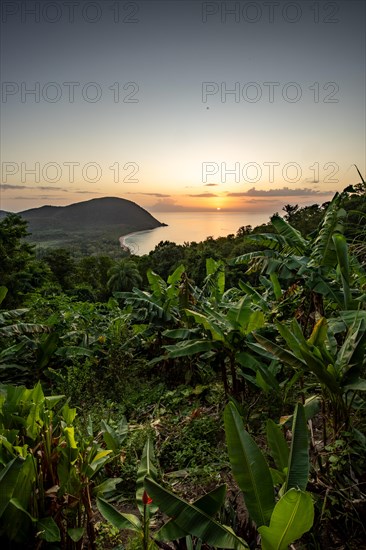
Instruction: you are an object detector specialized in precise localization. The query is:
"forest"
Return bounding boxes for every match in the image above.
[0,180,365,549]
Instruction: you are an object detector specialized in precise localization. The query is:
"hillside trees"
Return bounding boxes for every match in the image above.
[42,248,77,290]
[0,214,50,306]
[107,259,143,292]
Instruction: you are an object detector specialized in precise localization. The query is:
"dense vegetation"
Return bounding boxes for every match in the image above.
[0,180,365,549]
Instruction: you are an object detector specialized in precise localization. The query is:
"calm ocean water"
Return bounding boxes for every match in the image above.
[122,211,272,256]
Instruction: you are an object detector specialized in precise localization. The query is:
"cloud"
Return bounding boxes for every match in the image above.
[12,195,66,200]
[125,192,171,198]
[188,192,218,197]
[247,199,282,204]
[149,198,185,212]
[74,190,104,194]
[1,184,68,191]
[204,183,218,187]
[227,187,335,197]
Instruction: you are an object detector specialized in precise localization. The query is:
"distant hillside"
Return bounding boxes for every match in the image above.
[3,197,165,256]
[19,197,164,232]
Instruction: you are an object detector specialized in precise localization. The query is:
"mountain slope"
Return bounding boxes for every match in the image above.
[19,197,163,232]
[3,197,165,256]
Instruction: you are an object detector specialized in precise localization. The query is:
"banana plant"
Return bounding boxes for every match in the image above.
[0,286,56,384]
[121,265,187,326]
[224,401,314,549]
[142,402,313,549]
[99,432,249,548]
[231,191,364,334]
[163,293,266,394]
[97,437,160,550]
[197,258,226,303]
[0,382,127,547]
[253,316,366,432]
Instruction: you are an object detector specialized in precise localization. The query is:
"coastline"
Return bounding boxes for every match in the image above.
[119,228,156,254]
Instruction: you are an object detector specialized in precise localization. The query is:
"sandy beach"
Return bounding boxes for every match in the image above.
[119,229,155,254]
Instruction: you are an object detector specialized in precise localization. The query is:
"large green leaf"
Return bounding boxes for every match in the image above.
[0,322,49,337]
[137,437,158,514]
[307,317,328,348]
[344,378,366,391]
[164,339,214,358]
[275,322,304,358]
[245,311,265,335]
[167,264,185,286]
[144,477,248,549]
[255,329,340,395]
[253,333,306,372]
[285,404,309,492]
[297,344,340,394]
[0,456,24,517]
[309,194,346,268]
[101,420,124,454]
[258,489,314,550]
[156,485,227,542]
[96,497,141,532]
[185,309,225,341]
[266,420,289,472]
[205,258,225,299]
[147,269,166,297]
[238,281,270,312]
[232,249,280,267]
[2,455,35,542]
[334,320,365,381]
[270,215,308,254]
[224,402,275,527]
[37,517,61,542]
[269,273,282,300]
[67,527,85,542]
[236,352,279,392]
[26,381,44,440]
[163,328,200,339]
[333,233,351,309]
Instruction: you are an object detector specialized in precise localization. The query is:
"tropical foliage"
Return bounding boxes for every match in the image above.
[0,180,365,548]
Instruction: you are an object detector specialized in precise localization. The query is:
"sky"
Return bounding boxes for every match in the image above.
[0,0,365,214]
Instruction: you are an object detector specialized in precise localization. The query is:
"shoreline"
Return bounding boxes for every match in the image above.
[119,228,157,254]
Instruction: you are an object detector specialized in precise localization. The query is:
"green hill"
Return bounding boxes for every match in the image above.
[8,197,165,255]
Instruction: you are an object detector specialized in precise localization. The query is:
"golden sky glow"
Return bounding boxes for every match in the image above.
[1,2,364,214]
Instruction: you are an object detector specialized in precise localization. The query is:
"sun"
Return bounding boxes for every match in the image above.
[216,207,221,210]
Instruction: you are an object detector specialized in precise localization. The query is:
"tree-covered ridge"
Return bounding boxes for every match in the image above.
[0,197,165,256]
[0,182,365,548]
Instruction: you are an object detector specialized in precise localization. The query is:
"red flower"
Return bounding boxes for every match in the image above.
[142,490,153,505]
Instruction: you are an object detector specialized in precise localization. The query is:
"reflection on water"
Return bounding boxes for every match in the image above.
[122,211,271,256]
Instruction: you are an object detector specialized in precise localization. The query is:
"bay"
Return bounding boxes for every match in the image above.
[122,210,272,256]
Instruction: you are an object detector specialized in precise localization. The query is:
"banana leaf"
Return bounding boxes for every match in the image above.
[156,485,227,542]
[144,477,248,549]
[224,402,275,527]
[266,420,289,472]
[258,489,314,550]
[285,404,309,492]
[97,497,141,532]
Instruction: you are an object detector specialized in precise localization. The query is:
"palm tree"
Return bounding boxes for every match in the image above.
[107,260,142,292]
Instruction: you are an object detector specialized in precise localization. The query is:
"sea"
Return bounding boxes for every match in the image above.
[122,210,272,256]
